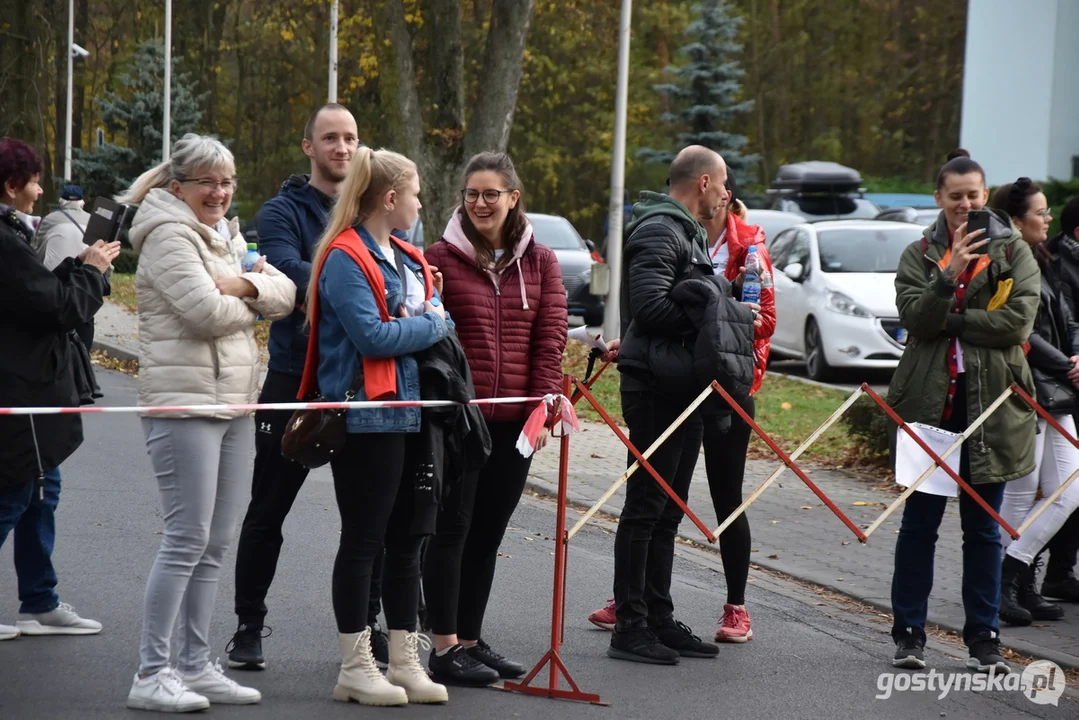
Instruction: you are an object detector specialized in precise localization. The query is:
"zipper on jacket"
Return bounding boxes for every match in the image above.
[492,278,502,402]
[210,342,221,380]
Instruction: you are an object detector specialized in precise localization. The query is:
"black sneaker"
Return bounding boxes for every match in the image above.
[652,618,719,658]
[892,634,925,669]
[607,626,680,665]
[370,621,389,669]
[429,644,500,687]
[465,639,526,679]
[1042,571,1079,603]
[226,623,270,670]
[965,636,1011,674]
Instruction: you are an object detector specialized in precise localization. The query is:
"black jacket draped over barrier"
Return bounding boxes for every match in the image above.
[406,328,492,535]
[0,209,107,494]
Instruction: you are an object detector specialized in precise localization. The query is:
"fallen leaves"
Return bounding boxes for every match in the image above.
[767,554,779,559]
[90,349,138,376]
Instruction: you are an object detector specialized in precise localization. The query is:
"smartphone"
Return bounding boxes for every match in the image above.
[966,210,993,254]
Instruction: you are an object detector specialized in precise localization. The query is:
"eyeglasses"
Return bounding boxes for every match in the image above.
[181,177,238,193]
[462,188,513,205]
[1032,207,1052,219]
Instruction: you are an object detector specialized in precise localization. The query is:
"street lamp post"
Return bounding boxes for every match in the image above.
[63,0,74,181]
[602,0,632,341]
[329,0,339,103]
[162,0,172,162]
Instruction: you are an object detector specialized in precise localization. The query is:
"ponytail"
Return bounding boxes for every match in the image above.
[115,160,171,205]
[305,147,417,327]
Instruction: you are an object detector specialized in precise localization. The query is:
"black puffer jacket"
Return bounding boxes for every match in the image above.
[670,276,756,414]
[617,193,719,403]
[0,208,107,494]
[1047,232,1079,317]
[1028,251,1079,414]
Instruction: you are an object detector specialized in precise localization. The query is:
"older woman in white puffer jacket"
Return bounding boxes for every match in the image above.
[119,134,295,714]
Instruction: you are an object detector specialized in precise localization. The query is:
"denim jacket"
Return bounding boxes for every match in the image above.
[317,226,449,433]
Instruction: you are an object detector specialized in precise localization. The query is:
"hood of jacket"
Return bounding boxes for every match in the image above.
[627,191,707,253]
[925,208,1013,247]
[276,173,334,218]
[130,188,240,256]
[441,207,536,309]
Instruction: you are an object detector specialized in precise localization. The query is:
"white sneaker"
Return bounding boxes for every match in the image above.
[181,659,261,705]
[16,602,102,635]
[127,667,210,713]
[0,623,20,641]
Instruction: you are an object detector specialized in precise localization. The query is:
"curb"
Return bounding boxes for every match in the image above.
[525,475,1079,671]
[91,339,139,363]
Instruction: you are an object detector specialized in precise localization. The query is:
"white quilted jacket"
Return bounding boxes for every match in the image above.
[131,189,296,418]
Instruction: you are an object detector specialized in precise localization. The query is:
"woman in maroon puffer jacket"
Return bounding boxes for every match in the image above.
[421,152,568,686]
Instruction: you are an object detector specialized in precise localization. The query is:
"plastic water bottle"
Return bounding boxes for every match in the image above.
[242,242,261,272]
[741,245,762,305]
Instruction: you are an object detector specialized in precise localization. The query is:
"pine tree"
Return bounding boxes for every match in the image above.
[638,0,758,182]
[73,40,204,200]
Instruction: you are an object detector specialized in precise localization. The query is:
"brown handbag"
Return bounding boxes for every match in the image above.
[280,375,360,469]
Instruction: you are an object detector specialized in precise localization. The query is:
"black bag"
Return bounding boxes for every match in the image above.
[69,330,102,405]
[280,373,361,469]
[1032,367,1076,414]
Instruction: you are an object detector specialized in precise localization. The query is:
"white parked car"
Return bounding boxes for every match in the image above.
[767,220,925,381]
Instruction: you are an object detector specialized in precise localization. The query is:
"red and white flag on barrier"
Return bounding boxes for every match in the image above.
[516,394,580,458]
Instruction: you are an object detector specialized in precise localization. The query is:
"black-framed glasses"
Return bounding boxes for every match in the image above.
[181,177,238,194]
[462,188,512,205]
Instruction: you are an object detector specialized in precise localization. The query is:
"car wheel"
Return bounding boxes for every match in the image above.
[584,307,604,328]
[804,318,833,382]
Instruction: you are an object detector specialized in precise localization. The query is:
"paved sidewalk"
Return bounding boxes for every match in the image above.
[527,418,1079,669]
[91,299,1079,668]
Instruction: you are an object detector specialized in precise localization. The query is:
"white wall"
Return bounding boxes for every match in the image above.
[1048,0,1079,180]
[960,0,1061,184]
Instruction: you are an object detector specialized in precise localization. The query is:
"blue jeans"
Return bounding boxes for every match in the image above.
[891,480,1006,646]
[0,468,61,614]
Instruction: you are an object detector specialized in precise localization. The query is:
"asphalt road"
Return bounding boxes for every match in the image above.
[0,369,1074,719]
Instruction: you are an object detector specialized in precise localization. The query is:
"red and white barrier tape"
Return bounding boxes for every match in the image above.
[516,394,580,458]
[0,396,544,416]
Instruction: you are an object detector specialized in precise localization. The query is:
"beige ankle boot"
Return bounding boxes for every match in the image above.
[386,630,448,704]
[332,628,408,706]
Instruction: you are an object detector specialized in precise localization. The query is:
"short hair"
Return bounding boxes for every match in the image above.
[991,177,1042,218]
[116,133,235,205]
[668,146,723,189]
[0,137,44,194]
[304,103,350,142]
[1061,197,1079,241]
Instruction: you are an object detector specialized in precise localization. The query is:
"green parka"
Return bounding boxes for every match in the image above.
[887,209,1039,484]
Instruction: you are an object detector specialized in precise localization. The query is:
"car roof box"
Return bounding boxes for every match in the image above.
[770,161,863,192]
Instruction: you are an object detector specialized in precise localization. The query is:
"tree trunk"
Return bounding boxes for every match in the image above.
[386,0,535,245]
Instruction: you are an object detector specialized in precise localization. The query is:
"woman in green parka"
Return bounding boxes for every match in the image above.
[887,150,1040,675]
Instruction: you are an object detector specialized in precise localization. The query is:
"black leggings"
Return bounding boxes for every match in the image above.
[423,421,533,639]
[702,395,755,606]
[331,432,425,634]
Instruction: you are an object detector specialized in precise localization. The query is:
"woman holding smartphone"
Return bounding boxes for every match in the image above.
[990,178,1079,626]
[886,150,1040,674]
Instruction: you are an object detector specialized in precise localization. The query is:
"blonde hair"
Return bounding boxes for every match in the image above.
[116,133,236,205]
[306,147,417,326]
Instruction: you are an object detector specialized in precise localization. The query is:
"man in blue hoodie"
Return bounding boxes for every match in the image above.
[229,104,376,669]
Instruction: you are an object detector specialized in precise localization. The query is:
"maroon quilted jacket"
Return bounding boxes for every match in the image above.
[425,210,568,422]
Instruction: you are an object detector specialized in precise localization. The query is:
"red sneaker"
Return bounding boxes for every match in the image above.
[714,604,753,643]
[588,599,616,631]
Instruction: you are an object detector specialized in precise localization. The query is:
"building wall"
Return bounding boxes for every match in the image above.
[1048,0,1079,181]
[960,0,1063,184]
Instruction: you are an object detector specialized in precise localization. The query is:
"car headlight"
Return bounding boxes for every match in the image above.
[826,291,873,318]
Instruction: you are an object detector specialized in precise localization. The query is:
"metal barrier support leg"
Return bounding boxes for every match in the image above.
[503,375,605,705]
